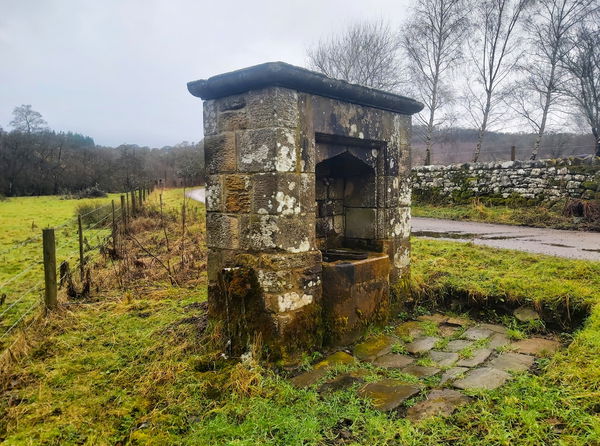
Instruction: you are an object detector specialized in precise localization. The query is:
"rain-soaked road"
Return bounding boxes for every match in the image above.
[187,188,599,261]
[412,217,600,261]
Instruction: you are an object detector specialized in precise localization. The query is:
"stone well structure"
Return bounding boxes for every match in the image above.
[188,62,423,359]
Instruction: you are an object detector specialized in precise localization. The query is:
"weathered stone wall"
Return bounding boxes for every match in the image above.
[412,158,600,203]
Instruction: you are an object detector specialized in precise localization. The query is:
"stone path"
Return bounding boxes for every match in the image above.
[289,312,562,422]
[412,217,600,261]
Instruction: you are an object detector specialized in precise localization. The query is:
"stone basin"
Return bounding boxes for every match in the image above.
[322,251,390,345]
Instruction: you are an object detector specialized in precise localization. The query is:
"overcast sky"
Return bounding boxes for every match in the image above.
[0,0,411,147]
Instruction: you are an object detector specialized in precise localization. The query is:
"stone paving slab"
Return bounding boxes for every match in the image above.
[462,327,493,341]
[318,373,365,394]
[445,340,473,352]
[488,333,510,350]
[440,367,469,384]
[511,338,561,356]
[353,335,397,361]
[402,364,441,378]
[291,367,328,388]
[488,352,534,372]
[373,353,414,369]
[439,325,460,337]
[358,379,421,411]
[457,349,493,367]
[453,367,510,390]
[479,323,508,334]
[396,321,425,338]
[314,351,356,369]
[406,389,471,422]
[428,351,459,367]
[406,336,439,354]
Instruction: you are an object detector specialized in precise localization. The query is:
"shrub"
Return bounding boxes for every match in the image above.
[75,200,112,226]
[74,185,107,199]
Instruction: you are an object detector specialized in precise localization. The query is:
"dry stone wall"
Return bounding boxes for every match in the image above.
[412,158,600,204]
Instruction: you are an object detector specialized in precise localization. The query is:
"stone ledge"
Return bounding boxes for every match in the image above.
[188,62,424,115]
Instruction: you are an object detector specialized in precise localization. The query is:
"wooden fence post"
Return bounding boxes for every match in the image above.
[120,195,127,230]
[112,200,117,254]
[42,228,57,311]
[78,215,85,282]
[511,145,516,161]
[131,190,136,217]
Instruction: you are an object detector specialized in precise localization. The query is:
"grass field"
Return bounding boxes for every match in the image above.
[0,191,599,445]
[0,193,121,348]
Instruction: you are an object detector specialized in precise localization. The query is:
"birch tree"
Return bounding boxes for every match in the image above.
[403,0,469,165]
[514,0,596,160]
[307,20,404,91]
[466,0,531,162]
[560,23,600,157]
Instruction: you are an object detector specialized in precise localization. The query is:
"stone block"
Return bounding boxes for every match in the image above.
[237,127,298,173]
[384,206,411,239]
[246,87,300,129]
[258,251,322,271]
[316,179,327,200]
[223,174,251,213]
[252,173,307,216]
[203,100,218,136]
[344,175,376,207]
[243,214,315,253]
[206,213,240,249]
[383,176,411,207]
[358,379,421,412]
[345,207,377,239]
[217,110,249,132]
[205,175,223,212]
[217,93,246,111]
[204,133,236,174]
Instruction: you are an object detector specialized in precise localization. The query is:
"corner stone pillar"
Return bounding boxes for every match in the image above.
[202,86,321,360]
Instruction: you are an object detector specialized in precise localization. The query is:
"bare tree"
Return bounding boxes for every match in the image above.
[403,0,469,165]
[560,23,600,157]
[465,0,531,162]
[511,0,596,160]
[307,20,404,91]
[9,104,47,133]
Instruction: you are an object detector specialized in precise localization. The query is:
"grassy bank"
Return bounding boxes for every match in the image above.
[0,201,599,444]
[412,201,600,231]
[0,193,120,343]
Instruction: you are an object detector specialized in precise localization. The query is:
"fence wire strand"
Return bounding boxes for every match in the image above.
[0,281,44,319]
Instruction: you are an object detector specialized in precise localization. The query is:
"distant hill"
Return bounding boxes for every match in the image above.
[411,126,596,165]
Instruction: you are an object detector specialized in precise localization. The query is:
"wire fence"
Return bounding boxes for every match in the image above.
[0,187,153,359]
